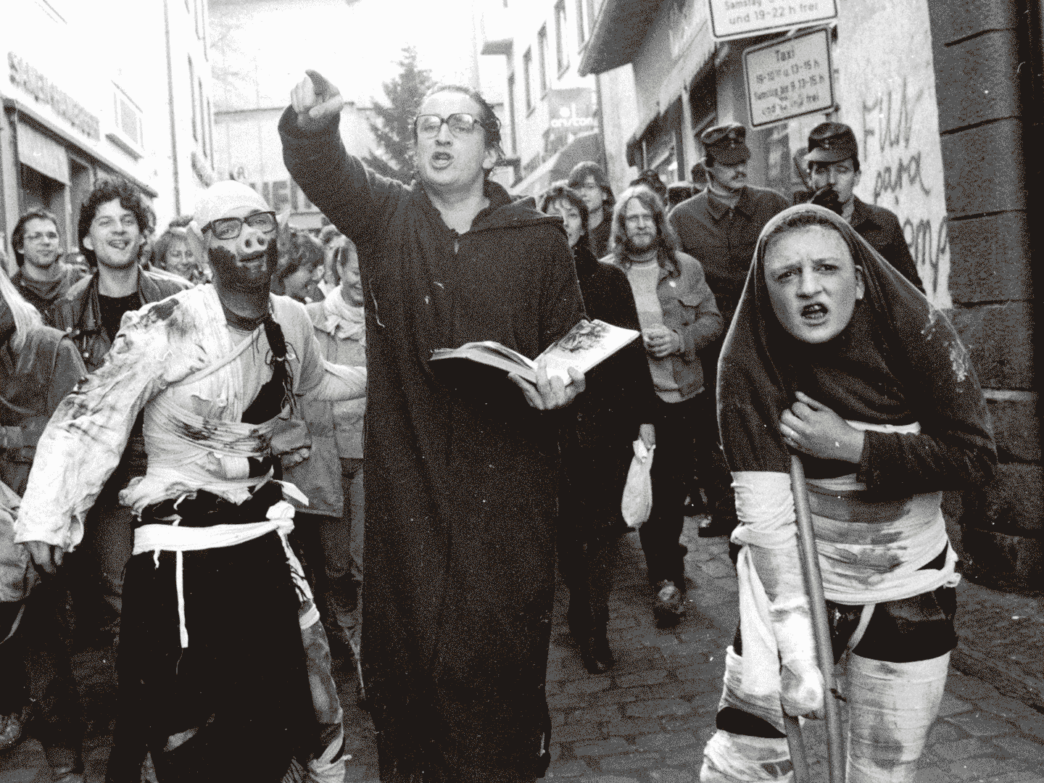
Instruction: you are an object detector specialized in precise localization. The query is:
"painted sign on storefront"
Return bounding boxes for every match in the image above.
[708,0,837,41]
[8,52,101,141]
[744,28,833,127]
[543,88,597,158]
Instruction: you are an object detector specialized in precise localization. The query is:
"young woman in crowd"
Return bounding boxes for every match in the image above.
[539,183,655,673]
[701,204,996,782]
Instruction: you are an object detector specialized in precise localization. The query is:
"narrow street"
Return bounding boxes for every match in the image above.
[2,518,1042,783]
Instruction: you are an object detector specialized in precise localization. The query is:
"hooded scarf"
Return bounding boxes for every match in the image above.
[718,204,994,492]
[717,204,995,701]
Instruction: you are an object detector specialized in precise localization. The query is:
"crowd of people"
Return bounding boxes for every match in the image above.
[0,66,995,783]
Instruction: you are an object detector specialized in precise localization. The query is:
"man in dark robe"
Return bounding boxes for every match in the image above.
[282,71,585,783]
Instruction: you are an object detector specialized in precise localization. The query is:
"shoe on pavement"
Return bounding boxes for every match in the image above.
[653,580,686,627]
[0,709,26,752]
[577,634,615,674]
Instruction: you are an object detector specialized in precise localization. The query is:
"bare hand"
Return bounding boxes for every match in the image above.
[509,359,585,410]
[643,325,681,359]
[779,391,865,463]
[26,540,62,575]
[639,423,655,448]
[291,70,345,132]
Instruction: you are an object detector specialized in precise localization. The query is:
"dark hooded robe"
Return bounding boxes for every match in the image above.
[281,110,584,783]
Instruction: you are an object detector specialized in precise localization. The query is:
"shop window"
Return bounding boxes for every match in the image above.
[110,86,145,155]
[523,48,533,114]
[554,0,568,74]
[538,25,549,95]
[576,0,586,48]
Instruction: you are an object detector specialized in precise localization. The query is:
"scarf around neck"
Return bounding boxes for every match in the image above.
[717,204,991,476]
[316,286,365,344]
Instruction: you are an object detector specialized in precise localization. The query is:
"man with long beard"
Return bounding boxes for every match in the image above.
[15,180,366,783]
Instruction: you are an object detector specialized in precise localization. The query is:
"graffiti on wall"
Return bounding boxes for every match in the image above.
[860,76,948,299]
[837,0,952,309]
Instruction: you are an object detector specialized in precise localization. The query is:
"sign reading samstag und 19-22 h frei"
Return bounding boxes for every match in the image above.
[743,27,834,128]
[707,0,837,40]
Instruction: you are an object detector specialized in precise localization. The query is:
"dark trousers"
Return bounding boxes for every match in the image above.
[0,573,84,773]
[557,520,617,640]
[639,394,704,588]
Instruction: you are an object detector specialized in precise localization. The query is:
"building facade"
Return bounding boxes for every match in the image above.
[1,0,216,270]
[478,0,620,199]
[580,0,1042,591]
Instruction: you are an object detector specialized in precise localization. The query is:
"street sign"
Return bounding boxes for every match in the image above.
[743,27,834,128]
[708,0,837,41]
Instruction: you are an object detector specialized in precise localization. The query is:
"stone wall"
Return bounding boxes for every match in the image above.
[927,0,1042,592]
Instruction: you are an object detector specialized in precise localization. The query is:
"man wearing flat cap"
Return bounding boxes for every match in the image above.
[807,121,924,291]
[17,179,367,782]
[668,122,788,538]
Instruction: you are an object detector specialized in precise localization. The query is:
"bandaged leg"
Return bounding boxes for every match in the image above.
[700,646,794,782]
[846,652,949,783]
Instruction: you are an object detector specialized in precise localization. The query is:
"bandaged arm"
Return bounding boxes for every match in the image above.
[15,303,193,550]
[731,470,824,718]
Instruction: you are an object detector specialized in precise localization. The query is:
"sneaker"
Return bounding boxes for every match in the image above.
[653,580,686,627]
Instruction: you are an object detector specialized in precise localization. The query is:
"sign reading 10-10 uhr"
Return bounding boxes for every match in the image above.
[743,28,834,128]
[708,0,838,40]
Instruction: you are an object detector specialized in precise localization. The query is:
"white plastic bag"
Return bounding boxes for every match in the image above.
[621,439,654,529]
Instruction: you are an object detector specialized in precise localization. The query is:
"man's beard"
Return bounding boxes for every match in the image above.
[208,242,279,294]
[624,232,657,258]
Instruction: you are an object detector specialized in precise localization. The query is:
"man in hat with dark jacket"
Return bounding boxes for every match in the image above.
[806,121,925,291]
[668,123,788,538]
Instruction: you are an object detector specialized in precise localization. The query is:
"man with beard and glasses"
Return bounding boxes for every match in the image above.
[605,185,722,627]
[15,180,367,783]
[282,70,585,783]
[668,123,789,539]
[9,209,86,324]
[49,179,189,648]
[805,122,925,292]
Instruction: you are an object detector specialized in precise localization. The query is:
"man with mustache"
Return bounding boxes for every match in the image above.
[668,124,789,539]
[50,179,189,648]
[281,70,585,783]
[16,180,367,782]
[806,121,925,292]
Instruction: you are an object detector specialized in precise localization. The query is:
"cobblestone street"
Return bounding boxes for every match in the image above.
[2,518,1043,782]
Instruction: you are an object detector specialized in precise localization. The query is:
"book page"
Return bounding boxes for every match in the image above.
[539,319,640,383]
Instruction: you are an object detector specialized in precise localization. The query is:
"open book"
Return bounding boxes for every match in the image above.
[430,319,640,385]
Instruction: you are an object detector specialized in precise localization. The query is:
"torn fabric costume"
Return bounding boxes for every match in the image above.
[282,108,584,783]
[15,286,366,783]
[703,205,995,783]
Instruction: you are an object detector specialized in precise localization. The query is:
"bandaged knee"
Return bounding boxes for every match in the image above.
[701,730,793,782]
[846,653,949,783]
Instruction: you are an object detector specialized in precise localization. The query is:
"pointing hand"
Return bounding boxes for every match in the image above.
[291,70,345,132]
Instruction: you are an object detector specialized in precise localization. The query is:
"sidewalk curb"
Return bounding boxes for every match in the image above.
[951,642,1044,714]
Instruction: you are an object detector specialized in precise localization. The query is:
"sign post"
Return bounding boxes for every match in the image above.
[743,27,834,128]
[707,0,837,41]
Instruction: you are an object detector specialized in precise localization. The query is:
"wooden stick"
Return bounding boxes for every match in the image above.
[790,454,846,783]
[783,714,810,783]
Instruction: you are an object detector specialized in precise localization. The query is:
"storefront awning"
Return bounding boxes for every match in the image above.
[578,0,666,76]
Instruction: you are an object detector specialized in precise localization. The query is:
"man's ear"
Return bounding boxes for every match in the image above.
[853,169,862,190]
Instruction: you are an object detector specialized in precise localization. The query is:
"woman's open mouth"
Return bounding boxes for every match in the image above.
[801,302,828,323]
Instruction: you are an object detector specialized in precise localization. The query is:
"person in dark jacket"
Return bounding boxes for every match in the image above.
[51,178,189,644]
[568,160,616,259]
[806,121,925,292]
[540,183,656,674]
[9,209,86,325]
[283,72,585,783]
[0,270,87,782]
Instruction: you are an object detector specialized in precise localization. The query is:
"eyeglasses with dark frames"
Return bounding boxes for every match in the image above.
[414,113,482,139]
[202,211,278,240]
